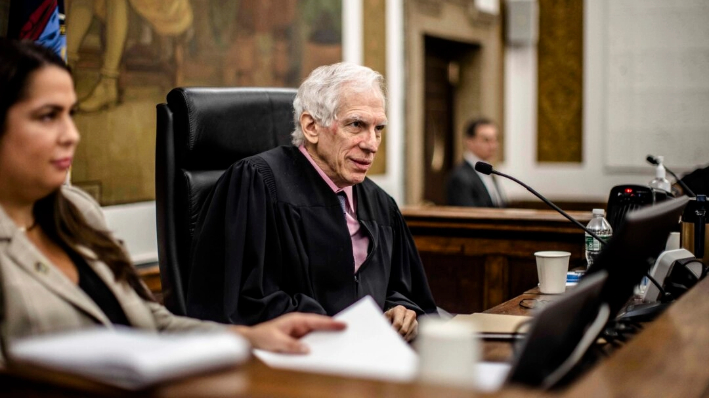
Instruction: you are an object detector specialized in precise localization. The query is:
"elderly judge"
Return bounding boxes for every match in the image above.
[188,63,437,341]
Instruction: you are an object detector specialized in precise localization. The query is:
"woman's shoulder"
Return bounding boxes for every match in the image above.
[60,185,106,227]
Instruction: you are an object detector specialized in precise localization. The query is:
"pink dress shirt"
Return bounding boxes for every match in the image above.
[298,145,369,272]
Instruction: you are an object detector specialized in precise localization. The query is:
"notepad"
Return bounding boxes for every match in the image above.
[450,313,531,339]
[9,328,250,390]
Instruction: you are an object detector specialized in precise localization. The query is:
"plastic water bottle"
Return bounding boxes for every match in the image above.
[649,155,671,192]
[585,209,613,269]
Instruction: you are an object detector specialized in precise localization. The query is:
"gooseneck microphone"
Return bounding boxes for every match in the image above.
[646,155,696,197]
[474,161,608,246]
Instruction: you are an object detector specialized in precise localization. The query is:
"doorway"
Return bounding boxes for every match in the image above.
[423,36,481,205]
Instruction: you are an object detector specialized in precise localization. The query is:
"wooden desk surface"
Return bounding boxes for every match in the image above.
[562,274,709,397]
[4,277,709,397]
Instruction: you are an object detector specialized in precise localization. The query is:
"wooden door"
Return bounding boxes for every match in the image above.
[423,36,456,205]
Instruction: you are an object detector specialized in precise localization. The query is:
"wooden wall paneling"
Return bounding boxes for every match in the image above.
[363,0,387,174]
[537,0,584,162]
[419,252,485,315]
[483,255,509,309]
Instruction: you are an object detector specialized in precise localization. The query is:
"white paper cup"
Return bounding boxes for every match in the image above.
[416,318,478,389]
[534,251,570,294]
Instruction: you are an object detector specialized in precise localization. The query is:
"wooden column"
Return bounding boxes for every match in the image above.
[363,0,387,174]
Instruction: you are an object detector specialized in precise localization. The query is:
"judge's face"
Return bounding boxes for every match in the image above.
[0,66,79,202]
[302,87,387,188]
[466,123,498,162]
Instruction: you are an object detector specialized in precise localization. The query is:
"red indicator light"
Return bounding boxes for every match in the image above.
[624,188,633,194]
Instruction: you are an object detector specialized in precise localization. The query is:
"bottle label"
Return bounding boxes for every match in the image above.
[585,234,611,252]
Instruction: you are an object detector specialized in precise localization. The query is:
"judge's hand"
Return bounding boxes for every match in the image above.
[232,313,346,354]
[385,305,418,342]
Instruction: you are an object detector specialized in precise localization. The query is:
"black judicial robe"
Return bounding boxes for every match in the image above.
[187,146,438,325]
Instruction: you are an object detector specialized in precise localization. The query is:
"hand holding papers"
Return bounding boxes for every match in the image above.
[255,297,511,391]
[255,296,418,382]
[9,328,250,390]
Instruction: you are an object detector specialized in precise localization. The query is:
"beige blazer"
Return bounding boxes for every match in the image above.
[0,186,223,363]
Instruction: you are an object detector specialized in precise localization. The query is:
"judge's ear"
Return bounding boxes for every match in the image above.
[300,112,319,145]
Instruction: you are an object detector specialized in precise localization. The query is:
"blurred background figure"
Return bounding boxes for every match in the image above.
[446,118,506,208]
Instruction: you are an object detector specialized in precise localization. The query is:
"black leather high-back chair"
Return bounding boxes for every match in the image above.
[155,87,297,315]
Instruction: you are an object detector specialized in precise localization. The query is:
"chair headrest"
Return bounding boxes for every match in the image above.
[166,87,297,170]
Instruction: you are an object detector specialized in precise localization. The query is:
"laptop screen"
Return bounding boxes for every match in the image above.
[585,196,688,316]
[503,197,687,389]
[505,271,608,388]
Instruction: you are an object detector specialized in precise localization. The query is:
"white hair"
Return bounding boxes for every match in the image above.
[291,62,386,146]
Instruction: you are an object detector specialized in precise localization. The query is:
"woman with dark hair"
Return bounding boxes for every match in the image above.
[0,39,344,363]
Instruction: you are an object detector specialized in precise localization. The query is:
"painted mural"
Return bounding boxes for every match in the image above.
[66,0,342,204]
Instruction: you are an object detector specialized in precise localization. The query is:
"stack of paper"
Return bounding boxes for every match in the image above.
[256,297,514,391]
[255,296,419,382]
[9,328,250,390]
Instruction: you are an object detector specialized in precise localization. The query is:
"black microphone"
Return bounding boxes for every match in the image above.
[474,161,609,246]
[646,155,696,197]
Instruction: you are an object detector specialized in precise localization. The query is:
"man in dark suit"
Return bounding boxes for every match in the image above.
[446,118,506,207]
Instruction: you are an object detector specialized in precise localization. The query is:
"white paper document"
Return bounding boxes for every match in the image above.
[9,328,250,390]
[255,296,418,382]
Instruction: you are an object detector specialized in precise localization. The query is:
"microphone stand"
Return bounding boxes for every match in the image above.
[477,163,609,247]
[475,162,671,307]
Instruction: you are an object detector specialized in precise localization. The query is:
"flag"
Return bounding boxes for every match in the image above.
[7,0,66,60]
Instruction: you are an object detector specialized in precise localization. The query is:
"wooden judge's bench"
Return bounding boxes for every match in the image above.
[4,274,709,397]
[4,206,709,396]
[401,206,592,314]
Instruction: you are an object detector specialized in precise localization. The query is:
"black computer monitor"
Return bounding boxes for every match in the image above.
[506,198,687,389]
[506,271,609,389]
[585,196,688,316]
